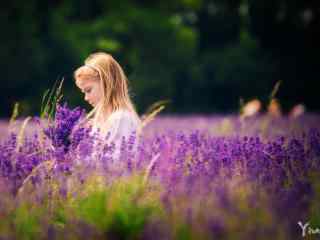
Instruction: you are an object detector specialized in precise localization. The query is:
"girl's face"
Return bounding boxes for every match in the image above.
[75,77,103,107]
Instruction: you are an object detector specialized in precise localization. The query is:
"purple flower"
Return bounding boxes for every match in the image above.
[44,103,86,153]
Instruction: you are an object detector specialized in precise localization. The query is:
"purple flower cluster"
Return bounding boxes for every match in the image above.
[145,127,320,237]
[44,103,86,152]
[0,107,319,238]
[0,131,46,194]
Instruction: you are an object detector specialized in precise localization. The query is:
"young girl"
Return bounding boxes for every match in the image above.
[73,52,141,160]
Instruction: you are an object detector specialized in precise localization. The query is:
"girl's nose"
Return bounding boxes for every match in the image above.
[85,95,90,102]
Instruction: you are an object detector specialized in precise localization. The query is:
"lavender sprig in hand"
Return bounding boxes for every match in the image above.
[43,103,88,153]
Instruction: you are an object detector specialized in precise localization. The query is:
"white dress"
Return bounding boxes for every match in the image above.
[92,109,141,162]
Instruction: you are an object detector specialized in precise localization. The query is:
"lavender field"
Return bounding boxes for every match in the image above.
[0,104,320,239]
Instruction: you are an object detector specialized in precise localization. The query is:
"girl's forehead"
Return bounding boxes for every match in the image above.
[75,65,98,77]
[76,77,96,88]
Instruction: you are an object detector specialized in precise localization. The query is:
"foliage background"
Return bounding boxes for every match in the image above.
[1,0,319,116]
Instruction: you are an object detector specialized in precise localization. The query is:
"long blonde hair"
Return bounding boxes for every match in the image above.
[74,52,140,125]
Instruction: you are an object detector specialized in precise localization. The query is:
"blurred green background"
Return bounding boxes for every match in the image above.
[1,0,319,117]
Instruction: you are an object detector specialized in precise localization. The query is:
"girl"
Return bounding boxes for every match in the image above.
[73,52,141,160]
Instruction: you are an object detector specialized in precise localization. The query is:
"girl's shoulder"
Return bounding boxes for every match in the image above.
[106,109,141,137]
[109,109,140,125]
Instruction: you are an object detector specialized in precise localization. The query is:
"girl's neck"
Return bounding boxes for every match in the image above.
[96,105,112,122]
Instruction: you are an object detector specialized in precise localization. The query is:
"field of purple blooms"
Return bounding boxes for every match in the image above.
[0,104,320,239]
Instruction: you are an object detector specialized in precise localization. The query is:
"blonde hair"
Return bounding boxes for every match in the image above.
[74,52,140,125]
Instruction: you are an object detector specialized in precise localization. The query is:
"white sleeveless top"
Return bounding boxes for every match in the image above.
[92,109,141,162]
